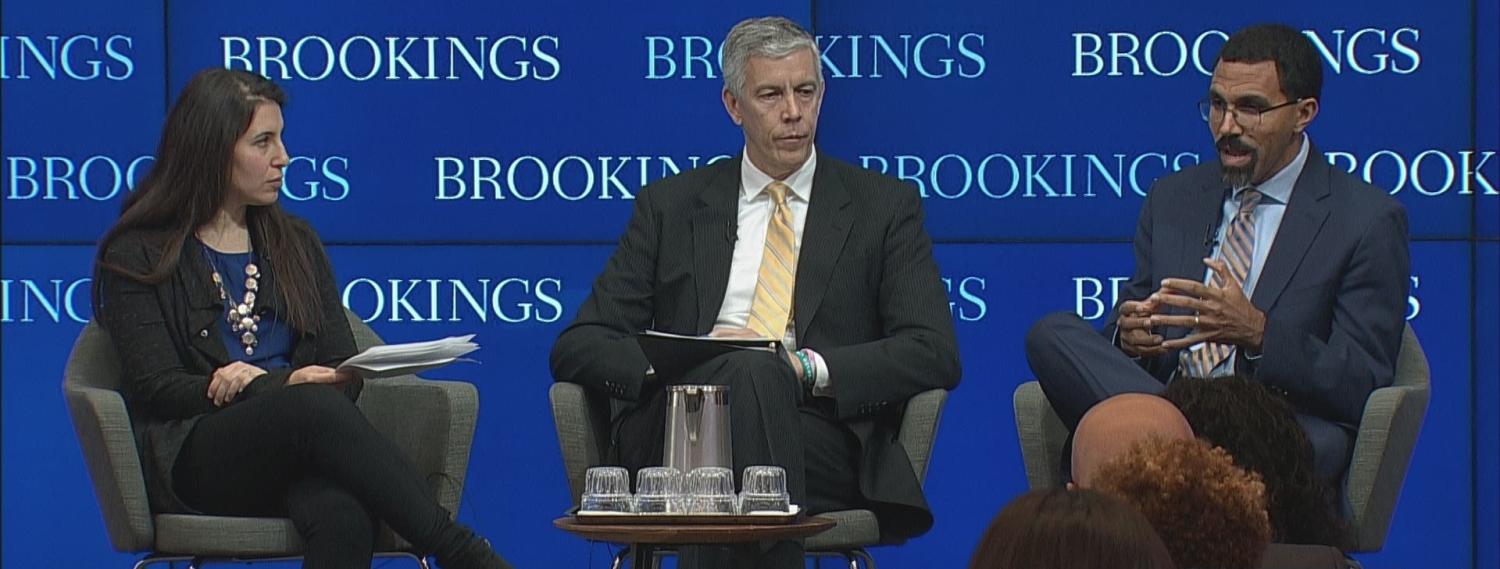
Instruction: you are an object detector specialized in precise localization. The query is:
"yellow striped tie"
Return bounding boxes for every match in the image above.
[1181,188,1262,378]
[747,181,797,338]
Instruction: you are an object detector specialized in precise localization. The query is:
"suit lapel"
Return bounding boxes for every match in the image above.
[691,160,741,333]
[1251,151,1332,310]
[1171,180,1230,282]
[794,160,853,341]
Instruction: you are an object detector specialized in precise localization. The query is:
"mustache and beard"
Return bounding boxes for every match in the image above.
[1218,135,1257,188]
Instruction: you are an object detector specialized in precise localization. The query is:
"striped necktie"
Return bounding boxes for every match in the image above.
[747,181,797,338]
[1181,188,1262,378]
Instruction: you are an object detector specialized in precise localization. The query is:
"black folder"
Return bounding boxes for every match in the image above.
[635,330,782,382]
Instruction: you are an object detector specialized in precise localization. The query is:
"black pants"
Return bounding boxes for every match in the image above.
[1024,311,1352,484]
[614,351,863,569]
[173,384,457,569]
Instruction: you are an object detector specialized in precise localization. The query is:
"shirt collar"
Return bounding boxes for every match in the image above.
[741,146,817,203]
[1239,133,1308,206]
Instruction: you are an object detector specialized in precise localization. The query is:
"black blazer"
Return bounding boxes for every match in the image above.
[551,154,962,539]
[1104,147,1410,430]
[98,218,358,513]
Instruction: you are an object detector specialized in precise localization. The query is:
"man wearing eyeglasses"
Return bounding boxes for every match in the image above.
[1026,23,1410,487]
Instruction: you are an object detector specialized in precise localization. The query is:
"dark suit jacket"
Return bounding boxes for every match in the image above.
[550,153,961,539]
[1105,146,1410,430]
[97,218,358,513]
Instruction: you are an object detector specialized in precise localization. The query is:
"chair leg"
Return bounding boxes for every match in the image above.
[850,549,876,569]
[377,551,431,568]
[610,547,630,569]
[132,557,194,569]
[642,544,668,569]
[135,552,428,569]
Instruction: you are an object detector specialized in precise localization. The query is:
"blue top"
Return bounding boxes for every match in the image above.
[200,245,292,370]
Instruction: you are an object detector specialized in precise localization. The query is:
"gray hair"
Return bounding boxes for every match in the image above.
[721,16,822,98]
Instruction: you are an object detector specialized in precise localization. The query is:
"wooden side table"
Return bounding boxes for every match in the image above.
[554,515,836,569]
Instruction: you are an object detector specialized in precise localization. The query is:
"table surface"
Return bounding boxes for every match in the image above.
[553,515,836,545]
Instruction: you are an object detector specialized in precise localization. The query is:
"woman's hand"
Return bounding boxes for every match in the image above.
[208,361,268,406]
[288,365,360,386]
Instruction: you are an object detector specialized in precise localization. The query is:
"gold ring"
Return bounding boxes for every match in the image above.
[1194,315,1201,327]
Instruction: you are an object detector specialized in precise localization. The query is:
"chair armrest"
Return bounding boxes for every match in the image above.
[358,378,478,515]
[549,382,602,506]
[1345,382,1430,551]
[63,384,155,552]
[1013,381,1067,489]
[897,389,948,484]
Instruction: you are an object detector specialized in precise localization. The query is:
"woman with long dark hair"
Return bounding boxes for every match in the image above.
[92,68,511,569]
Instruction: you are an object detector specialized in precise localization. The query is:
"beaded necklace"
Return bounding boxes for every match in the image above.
[201,243,261,356]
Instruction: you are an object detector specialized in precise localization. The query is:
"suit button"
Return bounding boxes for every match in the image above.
[199,329,210,338]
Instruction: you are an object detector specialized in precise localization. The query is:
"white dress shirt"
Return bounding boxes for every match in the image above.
[713,148,833,394]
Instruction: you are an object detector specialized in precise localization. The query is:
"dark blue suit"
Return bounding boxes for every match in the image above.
[1027,145,1410,483]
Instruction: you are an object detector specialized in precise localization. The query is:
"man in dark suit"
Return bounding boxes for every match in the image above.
[1026,24,1409,486]
[550,16,960,568]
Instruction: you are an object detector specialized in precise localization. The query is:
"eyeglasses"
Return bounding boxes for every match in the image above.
[1197,97,1305,128]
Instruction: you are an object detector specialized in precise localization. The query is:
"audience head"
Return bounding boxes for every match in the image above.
[1165,376,1347,547]
[969,487,1175,569]
[1071,393,1195,487]
[1091,436,1272,569]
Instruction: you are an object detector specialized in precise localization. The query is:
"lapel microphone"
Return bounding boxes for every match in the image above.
[1204,187,1232,248]
[725,221,737,244]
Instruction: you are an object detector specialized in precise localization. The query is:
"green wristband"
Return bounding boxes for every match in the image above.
[795,349,815,390]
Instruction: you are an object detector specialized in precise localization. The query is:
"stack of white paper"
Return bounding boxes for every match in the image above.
[337,334,479,378]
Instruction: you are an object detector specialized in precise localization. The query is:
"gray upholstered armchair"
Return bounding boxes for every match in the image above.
[548,382,949,569]
[1012,323,1431,554]
[63,310,479,569]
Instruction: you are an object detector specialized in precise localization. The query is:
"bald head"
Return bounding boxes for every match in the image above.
[1072,393,1195,487]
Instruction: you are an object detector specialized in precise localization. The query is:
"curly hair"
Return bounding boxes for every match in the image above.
[1091,437,1272,569]
[969,487,1176,569]
[1164,376,1347,547]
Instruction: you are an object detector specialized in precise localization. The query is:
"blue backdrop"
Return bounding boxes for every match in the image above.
[3,1,1495,568]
